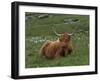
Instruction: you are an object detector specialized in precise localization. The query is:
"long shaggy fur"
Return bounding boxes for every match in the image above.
[39,32,73,59]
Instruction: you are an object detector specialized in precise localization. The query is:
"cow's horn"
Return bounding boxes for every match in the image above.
[68,33,73,36]
[52,27,61,36]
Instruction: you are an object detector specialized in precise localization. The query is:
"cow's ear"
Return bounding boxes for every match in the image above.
[59,34,64,42]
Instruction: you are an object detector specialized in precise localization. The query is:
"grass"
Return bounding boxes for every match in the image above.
[25,13,89,68]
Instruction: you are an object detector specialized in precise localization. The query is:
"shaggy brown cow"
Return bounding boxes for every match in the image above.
[39,32,73,59]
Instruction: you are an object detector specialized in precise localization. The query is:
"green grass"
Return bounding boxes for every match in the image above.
[25,13,89,68]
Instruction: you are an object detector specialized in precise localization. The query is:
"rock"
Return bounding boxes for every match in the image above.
[38,14,49,19]
[64,18,79,24]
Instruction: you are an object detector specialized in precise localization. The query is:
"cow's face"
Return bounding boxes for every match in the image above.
[59,32,71,42]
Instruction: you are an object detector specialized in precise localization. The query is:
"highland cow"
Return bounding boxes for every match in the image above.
[39,32,73,59]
